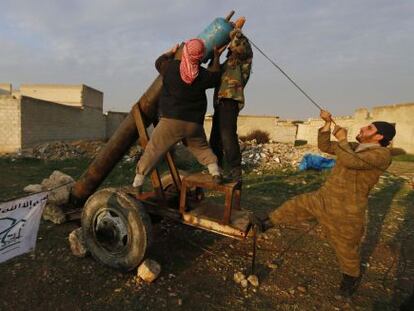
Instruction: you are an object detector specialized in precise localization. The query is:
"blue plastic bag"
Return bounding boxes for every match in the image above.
[298,154,336,171]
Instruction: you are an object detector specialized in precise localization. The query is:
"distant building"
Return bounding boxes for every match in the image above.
[0,83,127,153]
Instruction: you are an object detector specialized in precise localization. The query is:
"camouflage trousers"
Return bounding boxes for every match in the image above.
[269,190,365,277]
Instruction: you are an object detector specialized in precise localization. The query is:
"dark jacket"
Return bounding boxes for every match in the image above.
[155,54,221,124]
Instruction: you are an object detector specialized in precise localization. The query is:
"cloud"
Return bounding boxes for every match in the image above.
[1,0,413,118]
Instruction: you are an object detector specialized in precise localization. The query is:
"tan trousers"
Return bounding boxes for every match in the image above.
[269,190,364,277]
[136,118,218,176]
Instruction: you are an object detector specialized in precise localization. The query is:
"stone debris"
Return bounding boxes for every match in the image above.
[247,275,259,287]
[16,140,143,161]
[42,204,66,224]
[24,170,75,224]
[68,228,88,257]
[137,259,161,283]
[23,184,43,193]
[240,279,248,288]
[42,170,75,205]
[297,286,307,293]
[233,271,246,284]
[240,139,330,170]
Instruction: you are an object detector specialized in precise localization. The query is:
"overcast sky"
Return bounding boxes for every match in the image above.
[1,0,413,119]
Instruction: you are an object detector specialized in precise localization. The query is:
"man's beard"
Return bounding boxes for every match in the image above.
[356,132,377,143]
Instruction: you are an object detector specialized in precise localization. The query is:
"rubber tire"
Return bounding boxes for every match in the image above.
[160,170,190,193]
[81,188,152,271]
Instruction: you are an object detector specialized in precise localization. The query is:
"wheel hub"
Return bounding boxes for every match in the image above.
[93,209,129,254]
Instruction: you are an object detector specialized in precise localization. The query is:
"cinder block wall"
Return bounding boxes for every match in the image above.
[296,103,414,153]
[0,96,21,153]
[19,84,83,108]
[20,96,106,148]
[106,111,128,139]
[81,85,103,110]
[297,116,359,145]
[204,115,297,143]
[273,121,297,143]
[353,103,414,153]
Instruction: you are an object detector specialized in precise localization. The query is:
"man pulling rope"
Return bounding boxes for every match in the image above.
[259,110,396,297]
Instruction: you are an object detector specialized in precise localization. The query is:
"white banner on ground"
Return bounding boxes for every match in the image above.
[0,192,49,263]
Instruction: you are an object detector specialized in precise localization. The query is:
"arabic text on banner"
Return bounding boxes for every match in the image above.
[0,192,49,263]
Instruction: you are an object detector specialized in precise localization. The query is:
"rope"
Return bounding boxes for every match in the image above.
[246,36,412,183]
[0,181,74,204]
[247,37,324,112]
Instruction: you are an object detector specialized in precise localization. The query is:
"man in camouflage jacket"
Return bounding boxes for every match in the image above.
[209,28,253,181]
[266,110,396,296]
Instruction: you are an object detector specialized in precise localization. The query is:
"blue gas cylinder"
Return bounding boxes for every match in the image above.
[197,17,234,62]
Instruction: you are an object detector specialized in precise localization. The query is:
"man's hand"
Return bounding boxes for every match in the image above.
[164,43,179,57]
[320,110,332,122]
[208,46,221,72]
[213,45,226,58]
[169,43,179,54]
[333,125,348,141]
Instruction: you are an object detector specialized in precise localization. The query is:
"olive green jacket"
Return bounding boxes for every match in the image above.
[317,129,392,214]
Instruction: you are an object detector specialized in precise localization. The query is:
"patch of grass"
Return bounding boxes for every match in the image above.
[0,155,208,202]
[393,153,414,162]
[0,157,92,202]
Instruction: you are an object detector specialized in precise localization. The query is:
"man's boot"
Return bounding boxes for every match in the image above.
[225,167,242,183]
[339,274,361,297]
[132,174,144,194]
[208,163,223,185]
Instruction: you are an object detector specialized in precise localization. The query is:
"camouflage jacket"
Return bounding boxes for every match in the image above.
[216,32,253,110]
[317,129,392,212]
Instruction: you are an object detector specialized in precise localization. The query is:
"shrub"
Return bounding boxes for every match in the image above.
[242,129,270,144]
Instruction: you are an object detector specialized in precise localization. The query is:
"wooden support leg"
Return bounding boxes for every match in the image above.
[223,188,234,225]
[179,182,188,214]
[233,189,241,211]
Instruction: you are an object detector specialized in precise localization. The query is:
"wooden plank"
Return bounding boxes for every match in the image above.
[182,202,250,239]
[182,212,250,239]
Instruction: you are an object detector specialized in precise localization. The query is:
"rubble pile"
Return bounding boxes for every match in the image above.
[26,140,143,161]
[240,139,328,170]
[31,140,106,160]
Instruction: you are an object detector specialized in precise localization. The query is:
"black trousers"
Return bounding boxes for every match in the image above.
[209,98,241,169]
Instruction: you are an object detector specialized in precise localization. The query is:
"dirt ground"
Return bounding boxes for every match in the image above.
[0,158,413,310]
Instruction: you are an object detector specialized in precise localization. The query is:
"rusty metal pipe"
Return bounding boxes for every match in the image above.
[70,75,163,206]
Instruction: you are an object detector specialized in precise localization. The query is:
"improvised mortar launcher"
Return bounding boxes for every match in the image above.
[67,11,254,271]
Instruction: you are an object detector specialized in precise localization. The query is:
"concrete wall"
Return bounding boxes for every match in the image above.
[273,120,297,143]
[204,115,297,143]
[18,84,103,110]
[20,96,106,148]
[204,115,282,140]
[19,84,82,108]
[106,111,128,139]
[0,83,12,95]
[296,103,414,153]
[0,96,21,153]
[353,103,414,153]
[81,85,104,110]
[297,116,355,145]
